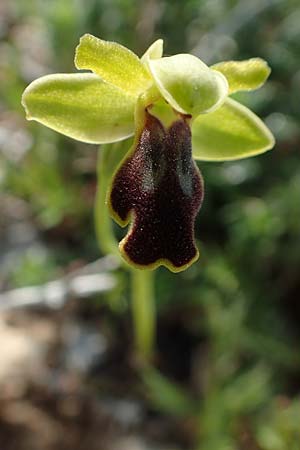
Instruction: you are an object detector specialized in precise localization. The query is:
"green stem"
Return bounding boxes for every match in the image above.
[95,144,156,360]
[95,144,122,257]
[131,268,155,361]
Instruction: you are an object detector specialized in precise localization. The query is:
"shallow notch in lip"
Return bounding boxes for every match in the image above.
[109,110,204,272]
[148,53,229,116]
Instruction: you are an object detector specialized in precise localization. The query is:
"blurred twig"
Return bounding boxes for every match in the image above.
[0,255,119,311]
[136,0,161,52]
[192,0,281,63]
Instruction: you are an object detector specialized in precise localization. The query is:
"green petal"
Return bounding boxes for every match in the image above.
[75,34,151,97]
[141,39,164,64]
[192,98,275,161]
[148,54,228,115]
[211,58,271,94]
[22,73,135,144]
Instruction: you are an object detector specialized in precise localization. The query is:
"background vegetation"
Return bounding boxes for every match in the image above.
[1,0,300,449]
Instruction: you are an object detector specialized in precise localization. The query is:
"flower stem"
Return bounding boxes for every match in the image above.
[131,268,155,361]
[95,145,119,256]
[95,145,156,360]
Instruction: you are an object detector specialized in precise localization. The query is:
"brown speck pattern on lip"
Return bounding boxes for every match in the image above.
[109,109,204,271]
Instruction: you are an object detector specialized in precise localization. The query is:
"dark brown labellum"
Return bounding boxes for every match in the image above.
[108,109,204,272]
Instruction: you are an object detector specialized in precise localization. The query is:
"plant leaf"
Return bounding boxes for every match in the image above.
[75,34,152,97]
[142,367,197,417]
[22,73,135,144]
[192,98,275,161]
[211,58,271,94]
[148,54,228,115]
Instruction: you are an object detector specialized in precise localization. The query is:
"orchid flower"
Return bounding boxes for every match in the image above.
[22,34,275,272]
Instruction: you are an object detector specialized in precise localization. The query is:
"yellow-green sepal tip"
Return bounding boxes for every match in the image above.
[212,58,271,94]
[192,98,275,161]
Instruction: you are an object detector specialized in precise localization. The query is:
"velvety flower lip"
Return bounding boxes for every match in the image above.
[108,107,204,272]
[21,34,275,272]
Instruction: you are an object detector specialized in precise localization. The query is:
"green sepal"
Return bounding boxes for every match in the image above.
[211,58,271,94]
[192,98,275,161]
[22,73,135,144]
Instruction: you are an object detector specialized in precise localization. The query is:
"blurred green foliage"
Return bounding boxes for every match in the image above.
[1,0,300,449]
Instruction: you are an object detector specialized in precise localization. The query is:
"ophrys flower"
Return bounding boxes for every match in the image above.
[22,34,274,272]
